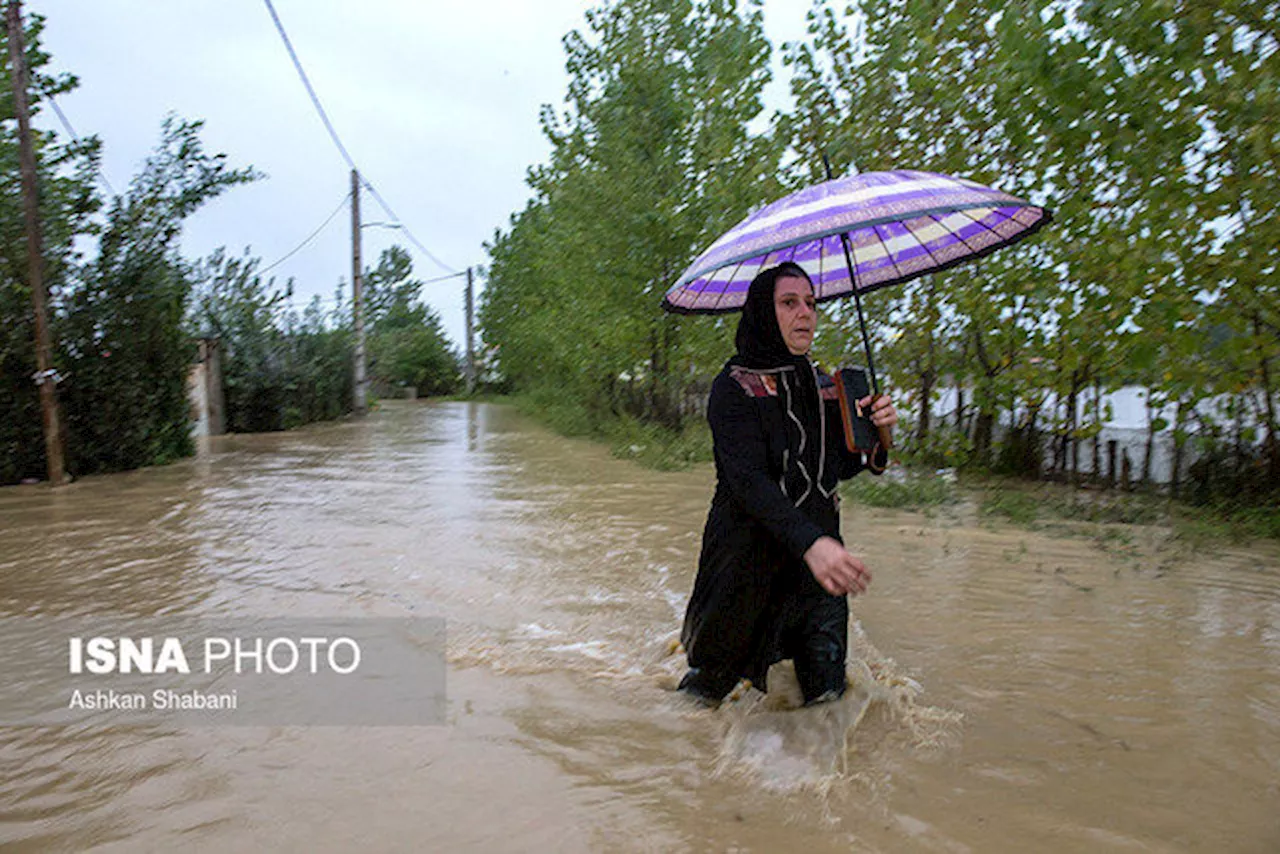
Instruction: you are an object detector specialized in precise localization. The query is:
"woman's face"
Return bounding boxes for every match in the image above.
[774,274,816,355]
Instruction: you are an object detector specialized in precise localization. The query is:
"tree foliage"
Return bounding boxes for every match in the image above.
[191,243,459,434]
[482,0,1275,508]
[364,245,460,396]
[191,248,355,433]
[783,0,1279,504]
[1,16,380,481]
[482,0,783,429]
[0,15,262,483]
[0,13,100,483]
[58,117,258,473]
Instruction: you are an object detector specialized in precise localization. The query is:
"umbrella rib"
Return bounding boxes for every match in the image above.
[817,236,827,300]
[859,205,1049,299]
[687,269,717,308]
[683,276,705,312]
[874,223,909,285]
[951,206,1006,254]
[854,224,903,292]
[711,258,750,314]
[904,214,949,273]
[746,255,769,300]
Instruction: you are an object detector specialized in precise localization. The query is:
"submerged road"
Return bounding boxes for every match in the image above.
[1,400,1277,852]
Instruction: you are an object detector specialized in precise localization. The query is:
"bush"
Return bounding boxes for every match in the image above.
[897,426,973,470]
[60,245,195,474]
[54,117,256,478]
[194,252,354,433]
[368,322,459,397]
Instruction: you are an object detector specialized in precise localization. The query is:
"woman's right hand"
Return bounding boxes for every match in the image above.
[803,536,872,597]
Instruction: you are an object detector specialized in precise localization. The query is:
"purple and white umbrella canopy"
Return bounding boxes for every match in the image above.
[662,170,1050,314]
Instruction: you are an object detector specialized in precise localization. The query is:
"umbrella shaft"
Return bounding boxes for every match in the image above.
[837,231,879,396]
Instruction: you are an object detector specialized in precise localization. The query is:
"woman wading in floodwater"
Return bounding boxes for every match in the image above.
[679,262,897,707]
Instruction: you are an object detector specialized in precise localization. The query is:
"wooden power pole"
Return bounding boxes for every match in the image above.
[351,169,367,415]
[7,0,66,485]
[465,267,475,395]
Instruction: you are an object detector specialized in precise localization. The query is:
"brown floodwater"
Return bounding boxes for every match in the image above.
[1,400,1277,852]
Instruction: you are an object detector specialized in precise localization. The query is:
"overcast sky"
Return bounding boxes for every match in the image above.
[31,0,816,349]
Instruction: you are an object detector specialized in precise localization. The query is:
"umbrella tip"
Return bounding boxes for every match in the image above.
[821,152,860,180]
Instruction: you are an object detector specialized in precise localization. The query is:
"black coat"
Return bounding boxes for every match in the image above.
[680,357,877,690]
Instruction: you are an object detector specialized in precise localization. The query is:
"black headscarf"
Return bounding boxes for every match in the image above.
[730,263,824,480]
[733,262,812,370]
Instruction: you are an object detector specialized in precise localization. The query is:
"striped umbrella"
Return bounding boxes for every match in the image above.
[661,168,1051,391]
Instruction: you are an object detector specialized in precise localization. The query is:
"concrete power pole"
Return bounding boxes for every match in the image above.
[7,0,66,485]
[351,169,367,415]
[465,267,475,395]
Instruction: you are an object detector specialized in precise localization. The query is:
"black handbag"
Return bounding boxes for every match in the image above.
[832,366,892,472]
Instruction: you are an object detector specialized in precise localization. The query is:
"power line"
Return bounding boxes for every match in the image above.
[358,177,455,274]
[421,269,468,286]
[260,190,352,274]
[41,92,118,196]
[261,0,356,173]
[45,88,355,286]
[261,0,457,275]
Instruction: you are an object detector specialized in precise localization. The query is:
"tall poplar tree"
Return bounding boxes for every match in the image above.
[785,0,1277,501]
[482,0,783,428]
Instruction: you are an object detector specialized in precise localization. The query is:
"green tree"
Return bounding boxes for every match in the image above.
[482,0,782,429]
[193,248,356,431]
[0,12,100,483]
[785,0,1278,503]
[364,246,460,396]
[58,116,257,472]
[192,247,291,432]
[785,0,1059,469]
[1078,0,1280,495]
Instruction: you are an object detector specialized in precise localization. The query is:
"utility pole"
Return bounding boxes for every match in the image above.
[351,169,367,415]
[7,0,66,485]
[465,266,475,395]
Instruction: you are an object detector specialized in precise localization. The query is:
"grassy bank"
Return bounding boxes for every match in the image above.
[504,388,713,471]
[971,478,1279,543]
[475,391,1278,543]
[844,469,1279,544]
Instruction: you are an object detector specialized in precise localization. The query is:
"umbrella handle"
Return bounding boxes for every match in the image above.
[871,393,894,452]
[866,393,892,476]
